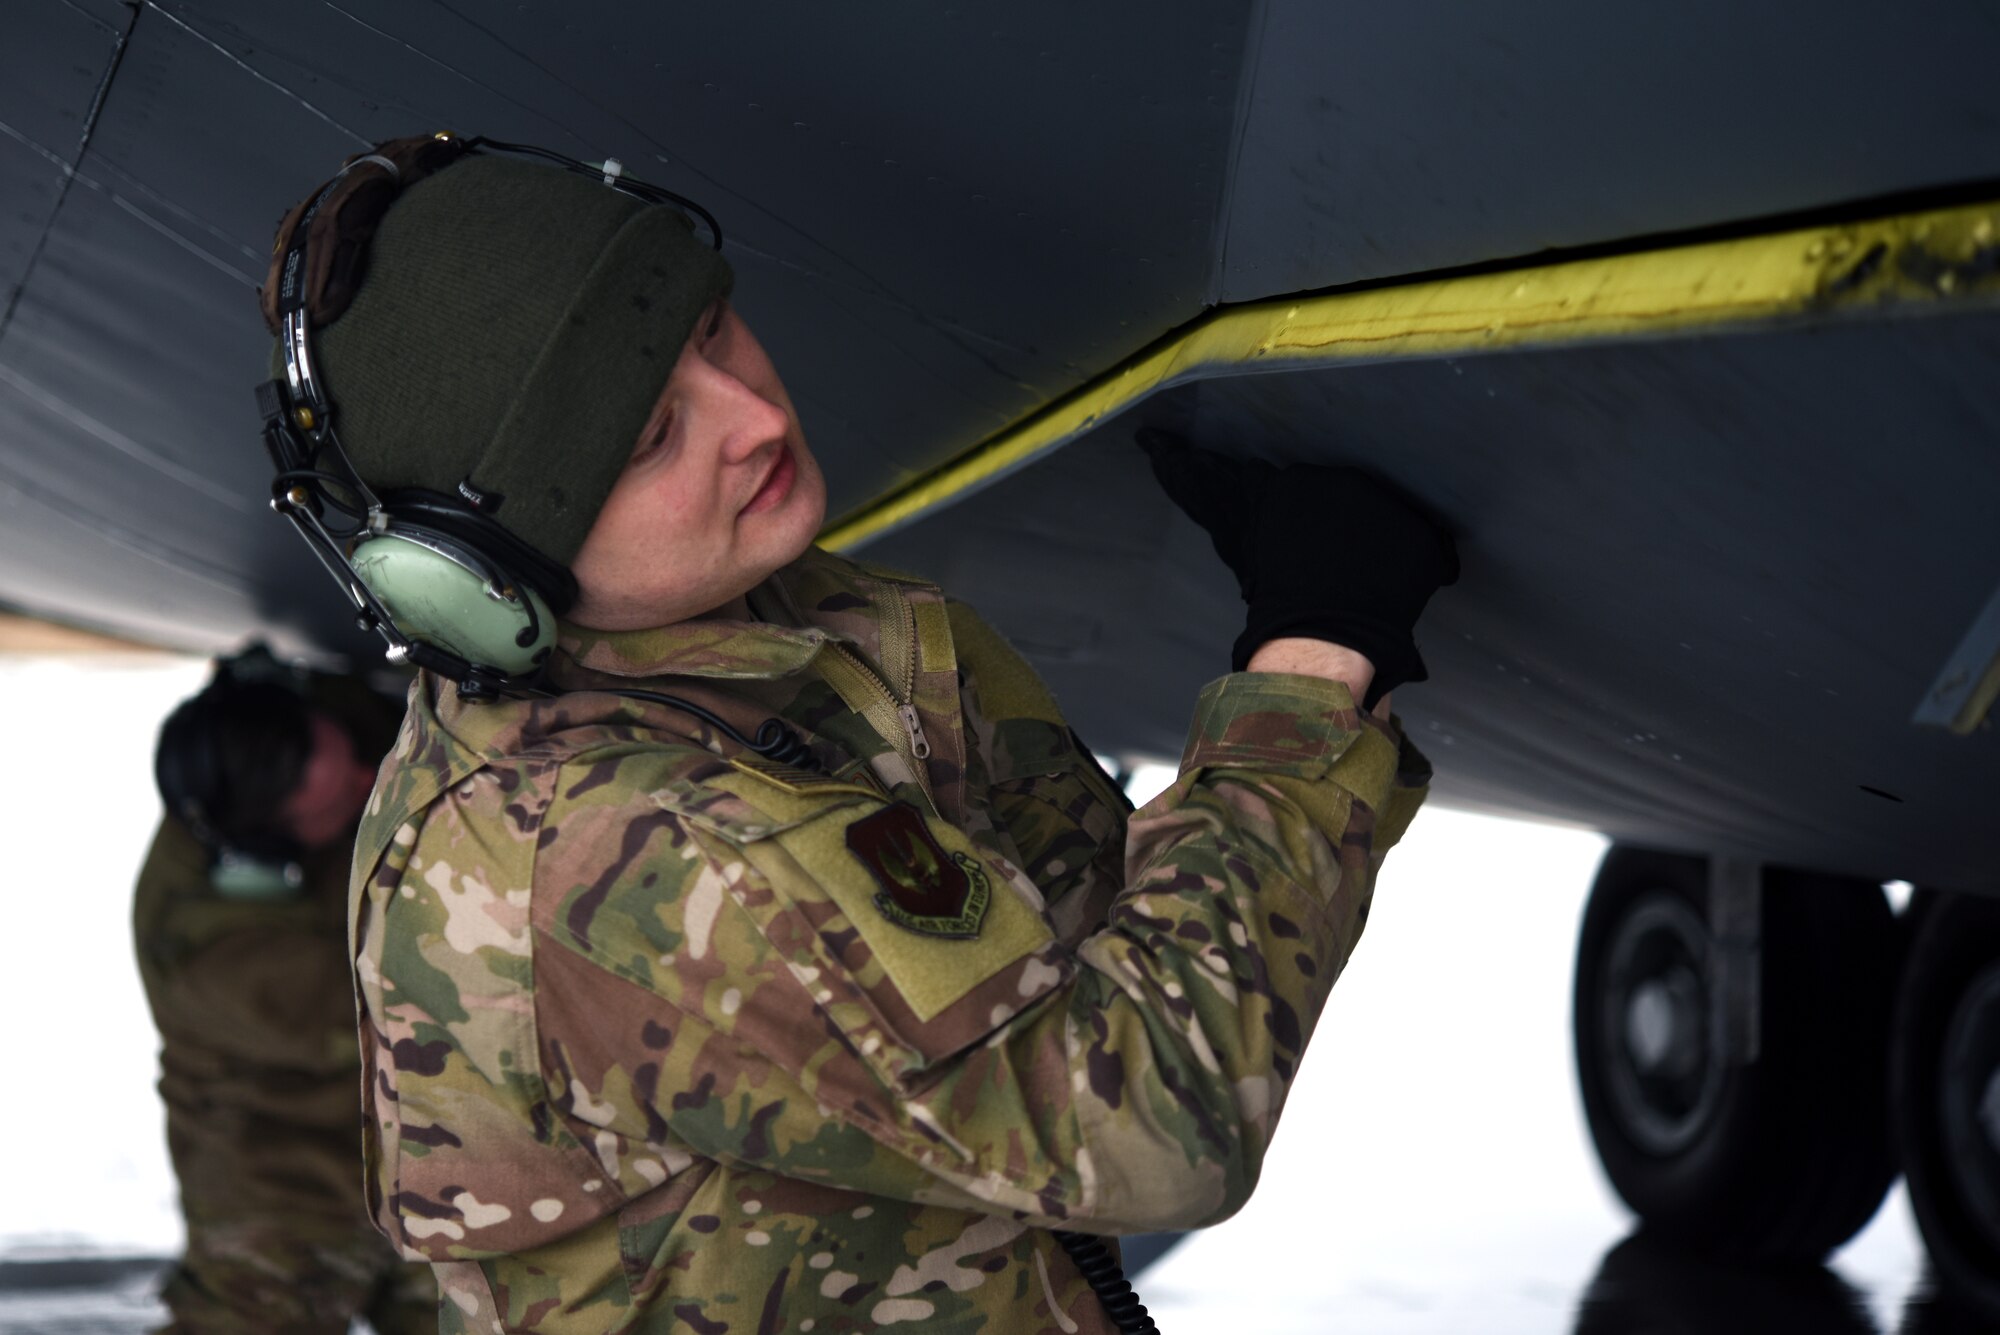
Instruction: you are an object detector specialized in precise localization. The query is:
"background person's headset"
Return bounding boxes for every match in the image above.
[255,133,1155,1334]
[154,643,313,899]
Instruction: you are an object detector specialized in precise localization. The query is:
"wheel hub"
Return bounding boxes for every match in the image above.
[1600,892,1723,1156]
[1626,969,1703,1078]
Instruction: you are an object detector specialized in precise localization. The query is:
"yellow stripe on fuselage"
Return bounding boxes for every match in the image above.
[822,200,2000,551]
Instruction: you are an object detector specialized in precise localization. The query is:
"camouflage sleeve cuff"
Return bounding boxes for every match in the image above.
[1386,715,1434,788]
[1374,717,1435,853]
[1180,672,1404,814]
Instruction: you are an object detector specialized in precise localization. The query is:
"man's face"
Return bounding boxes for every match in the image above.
[568,304,828,630]
[280,713,377,849]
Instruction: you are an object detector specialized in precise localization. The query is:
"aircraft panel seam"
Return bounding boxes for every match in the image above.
[1207,0,1273,309]
[140,2,370,149]
[0,2,138,345]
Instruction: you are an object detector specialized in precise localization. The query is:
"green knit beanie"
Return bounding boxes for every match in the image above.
[306,154,732,567]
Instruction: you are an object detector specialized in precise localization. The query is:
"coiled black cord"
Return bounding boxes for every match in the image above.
[580,686,821,770]
[1055,1232,1157,1333]
[745,715,821,769]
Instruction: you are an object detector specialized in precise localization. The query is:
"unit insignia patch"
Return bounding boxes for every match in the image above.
[844,803,990,938]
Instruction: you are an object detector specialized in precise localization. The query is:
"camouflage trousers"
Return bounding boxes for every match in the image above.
[152,1216,436,1335]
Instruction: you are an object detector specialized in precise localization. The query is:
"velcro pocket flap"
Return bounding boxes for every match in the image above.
[653,762,1065,1088]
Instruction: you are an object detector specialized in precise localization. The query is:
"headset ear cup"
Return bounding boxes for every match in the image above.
[210,850,307,900]
[350,526,555,674]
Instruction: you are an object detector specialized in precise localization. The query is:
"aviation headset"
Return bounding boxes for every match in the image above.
[154,643,314,899]
[257,132,723,698]
[256,133,814,766]
[255,132,1154,1334]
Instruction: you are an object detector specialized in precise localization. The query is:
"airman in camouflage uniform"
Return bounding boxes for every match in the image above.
[262,138,1456,1332]
[138,658,436,1333]
[352,548,1431,1333]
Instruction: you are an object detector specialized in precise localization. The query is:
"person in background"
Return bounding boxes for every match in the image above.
[137,645,434,1334]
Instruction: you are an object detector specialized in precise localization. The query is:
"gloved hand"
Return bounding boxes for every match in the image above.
[1138,429,1459,705]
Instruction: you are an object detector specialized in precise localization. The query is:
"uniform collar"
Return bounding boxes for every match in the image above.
[549,547,887,684]
[555,616,835,682]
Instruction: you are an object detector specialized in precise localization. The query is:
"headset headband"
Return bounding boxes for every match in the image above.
[254,135,820,773]
[257,132,722,699]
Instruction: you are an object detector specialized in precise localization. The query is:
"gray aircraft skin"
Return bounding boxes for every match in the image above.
[5,1,1995,889]
[4,0,1999,1322]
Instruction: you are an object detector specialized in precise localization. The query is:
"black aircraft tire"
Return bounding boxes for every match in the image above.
[1892,891,2000,1321]
[1572,847,1897,1262]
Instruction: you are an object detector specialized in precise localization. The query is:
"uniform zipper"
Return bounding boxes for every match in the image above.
[872,583,934,765]
[752,574,941,809]
[897,704,932,760]
[822,641,939,814]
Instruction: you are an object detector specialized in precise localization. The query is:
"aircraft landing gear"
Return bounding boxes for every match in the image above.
[1893,891,2000,1320]
[1571,846,1898,1261]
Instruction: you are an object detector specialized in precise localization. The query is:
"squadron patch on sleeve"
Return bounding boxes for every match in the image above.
[844,803,991,939]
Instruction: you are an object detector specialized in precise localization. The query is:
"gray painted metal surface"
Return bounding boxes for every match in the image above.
[1219,0,2000,300]
[2,3,1997,883]
[0,0,1249,655]
[867,312,2000,892]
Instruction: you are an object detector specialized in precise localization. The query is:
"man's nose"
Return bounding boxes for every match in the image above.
[702,364,790,462]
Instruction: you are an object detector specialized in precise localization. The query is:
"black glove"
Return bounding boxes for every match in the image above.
[1139,429,1459,705]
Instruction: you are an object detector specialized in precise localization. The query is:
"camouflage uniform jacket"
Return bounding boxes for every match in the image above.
[137,679,404,1230]
[135,816,374,1225]
[351,545,1431,1333]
